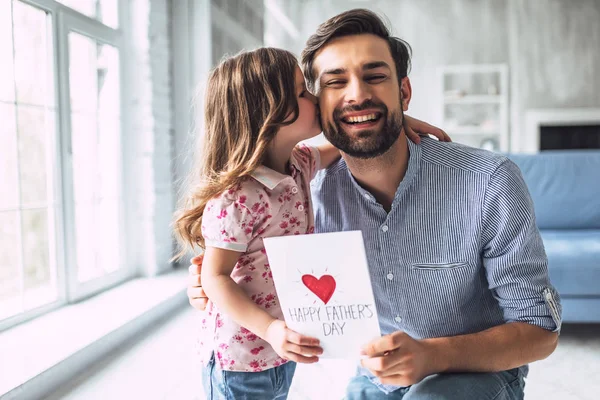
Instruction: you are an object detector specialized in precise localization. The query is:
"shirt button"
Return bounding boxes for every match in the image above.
[386,273,394,280]
[381,225,389,232]
[291,187,298,194]
[395,316,402,323]
[298,205,305,212]
[363,193,370,200]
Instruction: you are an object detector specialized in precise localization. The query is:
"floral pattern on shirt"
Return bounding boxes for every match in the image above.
[198,144,320,372]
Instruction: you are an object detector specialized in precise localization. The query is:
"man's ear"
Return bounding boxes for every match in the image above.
[400,77,412,111]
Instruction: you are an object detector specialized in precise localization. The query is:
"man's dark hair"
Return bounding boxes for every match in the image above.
[301,9,412,93]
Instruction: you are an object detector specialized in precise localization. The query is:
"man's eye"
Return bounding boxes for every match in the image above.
[366,75,386,82]
[326,80,345,87]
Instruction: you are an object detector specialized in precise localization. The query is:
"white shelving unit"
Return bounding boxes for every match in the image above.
[438,64,509,152]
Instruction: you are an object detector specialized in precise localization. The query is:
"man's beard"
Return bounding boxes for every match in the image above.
[322,99,403,159]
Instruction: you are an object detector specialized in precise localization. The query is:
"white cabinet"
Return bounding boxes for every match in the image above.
[438,64,509,152]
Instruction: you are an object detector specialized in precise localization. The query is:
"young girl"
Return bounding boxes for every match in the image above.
[174,47,447,399]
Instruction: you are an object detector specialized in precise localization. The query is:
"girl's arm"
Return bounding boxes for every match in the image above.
[316,142,341,169]
[315,116,450,170]
[201,246,322,363]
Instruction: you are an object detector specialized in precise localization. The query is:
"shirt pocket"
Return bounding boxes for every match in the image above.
[411,262,470,271]
[403,261,483,336]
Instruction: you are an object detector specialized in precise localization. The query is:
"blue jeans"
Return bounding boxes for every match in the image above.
[346,368,525,400]
[202,354,297,399]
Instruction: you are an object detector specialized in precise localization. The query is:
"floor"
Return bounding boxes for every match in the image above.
[46,307,600,400]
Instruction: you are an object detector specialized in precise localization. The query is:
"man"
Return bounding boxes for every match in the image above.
[188,9,561,399]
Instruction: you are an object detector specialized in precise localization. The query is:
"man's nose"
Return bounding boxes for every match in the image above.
[346,78,372,105]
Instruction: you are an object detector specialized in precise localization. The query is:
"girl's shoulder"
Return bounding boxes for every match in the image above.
[207,177,272,212]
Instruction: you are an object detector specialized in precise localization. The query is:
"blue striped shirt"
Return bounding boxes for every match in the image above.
[310,137,562,392]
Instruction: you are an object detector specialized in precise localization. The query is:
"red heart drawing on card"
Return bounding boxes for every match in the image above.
[301,274,336,304]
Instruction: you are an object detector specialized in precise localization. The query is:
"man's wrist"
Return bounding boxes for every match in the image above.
[423,336,453,374]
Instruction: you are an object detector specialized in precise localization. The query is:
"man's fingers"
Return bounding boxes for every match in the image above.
[188,273,202,287]
[285,329,320,346]
[361,351,405,374]
[361,332,407,356]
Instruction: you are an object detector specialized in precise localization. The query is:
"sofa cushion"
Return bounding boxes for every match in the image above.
[541,230,600,296]
[507,150,600,229]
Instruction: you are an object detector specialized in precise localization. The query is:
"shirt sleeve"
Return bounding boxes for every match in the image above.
[481,159,562,332]
[202,191,256,253]
[292,144,321,180]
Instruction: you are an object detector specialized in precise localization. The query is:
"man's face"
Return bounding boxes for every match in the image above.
[312,34,410,159]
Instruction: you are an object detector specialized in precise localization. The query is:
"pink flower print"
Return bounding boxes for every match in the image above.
[308,226,315,234]
[233,335,243,343]
[260,249,267,254]
[240,327,251,334]
[243,275,252,283]
[289,217,298,225]
[217,209,228,219]
[216,315,224,328]
[244,227,252,235]
[257,206,266,214]
[294,231,300,235]
[250,346,265,355]
[280,221,289,229]
[239,195,247,204]
[265,294,275,302]
[249,360,260,370]
[246,333,258,342]
[295,201,303,209]
[284,230,291,235]
[251,203,260,213]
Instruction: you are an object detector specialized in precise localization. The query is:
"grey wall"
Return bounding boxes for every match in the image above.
[509,0,600,139]
[288,0,600,148]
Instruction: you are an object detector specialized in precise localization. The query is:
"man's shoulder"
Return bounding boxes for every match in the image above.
[420,137,509,177]
[312,157,349,186]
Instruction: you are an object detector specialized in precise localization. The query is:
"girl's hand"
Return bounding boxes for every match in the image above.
[404,115,451,144]
[264,319,323,364]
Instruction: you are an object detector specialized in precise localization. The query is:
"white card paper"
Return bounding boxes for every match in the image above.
[264,230,381,359]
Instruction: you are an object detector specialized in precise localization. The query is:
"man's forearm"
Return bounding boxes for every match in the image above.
[425,322,559,373]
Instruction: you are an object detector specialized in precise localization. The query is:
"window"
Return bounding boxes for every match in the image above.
[0,0,129,331]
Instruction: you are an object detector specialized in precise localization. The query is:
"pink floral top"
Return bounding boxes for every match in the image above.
[198,145,321,372]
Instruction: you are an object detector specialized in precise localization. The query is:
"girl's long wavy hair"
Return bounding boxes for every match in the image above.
[173,48,300,257]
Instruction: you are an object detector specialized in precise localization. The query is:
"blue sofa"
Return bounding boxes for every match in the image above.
[507,150,600,323]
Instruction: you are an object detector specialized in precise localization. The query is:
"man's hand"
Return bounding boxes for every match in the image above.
[187,255,208,310]
[264,319,323,364]
[360,331,440,386]
[404,115,451,144]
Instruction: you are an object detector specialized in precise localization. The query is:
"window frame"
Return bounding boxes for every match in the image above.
[0,0,132,332]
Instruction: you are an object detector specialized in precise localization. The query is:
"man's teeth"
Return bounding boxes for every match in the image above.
[346,113,377,123]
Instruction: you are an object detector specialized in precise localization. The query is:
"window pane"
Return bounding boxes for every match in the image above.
[69,34,122,284]
[0,211,21,320]
[58,0,119,28]
[22,208,56,309]
[0,103,19,209]
[12,1,55,108]
[17,106,54,205]
[0,0,15,103]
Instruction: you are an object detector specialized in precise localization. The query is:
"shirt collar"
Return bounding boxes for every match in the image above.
[250,157,301,190]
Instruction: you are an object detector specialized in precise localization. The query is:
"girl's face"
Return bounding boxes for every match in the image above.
[278,67,322,142]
